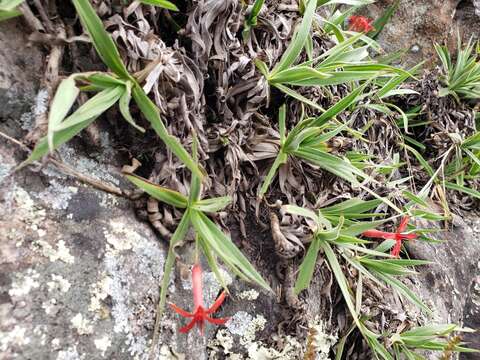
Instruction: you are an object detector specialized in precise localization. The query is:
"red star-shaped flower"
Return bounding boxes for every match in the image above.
[362,216,417,257]
[348,15,375,33]
[169,264,229,334]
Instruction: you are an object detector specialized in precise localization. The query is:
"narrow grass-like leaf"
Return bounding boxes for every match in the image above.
[320,240,358,319]
[308,82,368,128]
[0,8,21,21]
[191,211,272,291]
[403,144,435,177]
[279,104,286,146]
[150,211,190,357]
[72,0,130,79]
[373,271,431,314]
[198,236,230,293]
[139,0,179,11]
[192,197,232,213]
[54,86,123,131]
[20,117,97,168]
[271,0,316,75]
[294,237,321,294]
[272,84,325,111]
[445,182,480,199]
[282,204,320,224]
[368,0,400,39]
[132,85,205,179]
[47,75,80,151]
[294,147,366,184]
[124,174,188,208]
[119,81,145,132]
[270,66,331,83]
[259,152,288,197]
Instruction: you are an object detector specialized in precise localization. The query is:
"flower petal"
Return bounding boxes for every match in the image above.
[169,303,194,318]
[205,316,229,325]
[397,216,410,233]
[179,318,198,333]
[362,229,396,239]
[206,291,227,314]
[391,240,402,257]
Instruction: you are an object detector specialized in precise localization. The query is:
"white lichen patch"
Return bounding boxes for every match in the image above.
[0,150,16,184]
[51,338,61,350]
[238,289,259,301]
[36,180,78,210]
[42,298,59,316]
[226,311,254,337]
[8,269,40,297]
[88,275,113,314]
[0,325,30,352]
[47,274,72,293]
[35,239,75,264]
[226,312,267,347]
[71,313,94,335]
[94,335,112,357]
[99,192,119,209]
[56,346,84,360]
[33,325,48,346]
[158,345,186,360]
[246,336,303,360]
[308,319,338,360]
[220,311,304,359]
[11,185,46,226]
[103,218,141,252]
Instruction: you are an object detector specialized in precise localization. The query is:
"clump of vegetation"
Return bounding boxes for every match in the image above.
[3,0,479,358]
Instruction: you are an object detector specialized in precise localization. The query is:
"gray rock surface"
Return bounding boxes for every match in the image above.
[367,0,480,66]
[1,7,480,360]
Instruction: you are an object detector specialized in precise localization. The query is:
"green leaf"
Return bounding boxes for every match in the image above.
[0,0,24,11]
[403,144,435,178]
[321,198,382,215]
[272,83,325,111]
[47,75,80,151]
[445,182,480,200]
[270,0,316,75]
[282,204,321,224]
[192,197,232,213]
[294,146,366,184]
[131,85,205,179]
[19,117,97,168]
[360,258,418,276]
[72,0,130,79]
[0,8,21,21]
[138,0,179,11]
[462,132,480,150]
[259,152,288,197]
[188,135,202,203]
[119,81,145,132]
[151,211,191,353]
[191,211,272,291]
[368,0,400,39]
[279,104,286,146]
[294,237,321,294]
[308,82,368,128]
[270,66,331,84]
[87,73,126,88]
[373,271,431,314]
[198,235,230,293]
[343,219,387,236]
[54,86,124,131]
[124,174,188,208]
[320,240,358,320]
